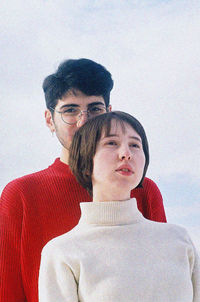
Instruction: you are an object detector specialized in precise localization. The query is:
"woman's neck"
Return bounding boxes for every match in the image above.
[92,187,131,202]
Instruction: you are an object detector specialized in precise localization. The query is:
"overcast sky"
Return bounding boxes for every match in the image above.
[1,0,200,250]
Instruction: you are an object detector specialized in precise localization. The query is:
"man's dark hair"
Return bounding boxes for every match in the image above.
[69,111,149,196]
[43,58,114,112]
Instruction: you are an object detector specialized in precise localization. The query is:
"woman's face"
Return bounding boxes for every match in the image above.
[92,120,146,201]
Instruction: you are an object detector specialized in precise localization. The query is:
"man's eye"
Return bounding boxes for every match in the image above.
[90,106,104,113]
[63,108,79,115]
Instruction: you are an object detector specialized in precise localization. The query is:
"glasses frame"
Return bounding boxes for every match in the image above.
[50,105,107,125]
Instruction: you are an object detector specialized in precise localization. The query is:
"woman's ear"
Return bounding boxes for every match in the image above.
[45,109,55,133]
[85,170,90,176]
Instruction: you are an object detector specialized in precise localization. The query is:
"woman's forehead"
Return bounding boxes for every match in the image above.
[101,119,140,138]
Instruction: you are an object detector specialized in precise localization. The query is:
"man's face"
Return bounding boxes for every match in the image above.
[45,90,111,153]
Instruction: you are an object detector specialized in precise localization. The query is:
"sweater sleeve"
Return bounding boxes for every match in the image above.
[39,244,79,302]
[192,247,200,302]
[0,182,25,302]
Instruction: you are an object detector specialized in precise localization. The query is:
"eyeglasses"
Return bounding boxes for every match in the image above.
[50,104,107,125]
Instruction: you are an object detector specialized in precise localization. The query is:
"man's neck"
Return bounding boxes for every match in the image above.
[60,147,69,165]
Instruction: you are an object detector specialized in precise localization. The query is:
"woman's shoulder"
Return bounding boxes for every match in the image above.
[41,224,86,257]
[145,219,192,244]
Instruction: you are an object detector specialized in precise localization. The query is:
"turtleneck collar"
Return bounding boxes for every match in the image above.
[79,198,144,226]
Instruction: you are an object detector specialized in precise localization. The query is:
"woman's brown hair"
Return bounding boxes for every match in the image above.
[69,111,149,196]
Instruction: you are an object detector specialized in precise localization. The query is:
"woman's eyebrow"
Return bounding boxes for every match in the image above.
[130,136,142,142]
[102,134,118,139]
[103,134,141,142]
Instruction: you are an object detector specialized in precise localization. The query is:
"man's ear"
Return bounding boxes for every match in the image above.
[45,109,55,133]
[108,104,112,112]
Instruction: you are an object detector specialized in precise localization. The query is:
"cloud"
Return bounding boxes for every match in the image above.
[1,1,199,163]
[156,175,200,251]
[1,2,200,250]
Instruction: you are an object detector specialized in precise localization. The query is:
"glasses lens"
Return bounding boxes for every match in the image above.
[88,105,106,116]
[61,105,107,124]
[61,107,80,124]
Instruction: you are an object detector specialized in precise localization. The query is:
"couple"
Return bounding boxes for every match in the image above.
[39,111,200,301]
[0,58,198,301]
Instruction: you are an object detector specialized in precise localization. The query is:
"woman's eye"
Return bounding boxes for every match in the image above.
[107,141,117,146]
[130,143,140,148]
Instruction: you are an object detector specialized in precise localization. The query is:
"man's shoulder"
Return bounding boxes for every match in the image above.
[4,167,50,189]
[141,177,162,194]
[142,177,158,187]
[132,177,161,194]
[1,159,60,196]
[131,177,166,222]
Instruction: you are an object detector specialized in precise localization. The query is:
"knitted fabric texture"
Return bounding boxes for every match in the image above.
[0,159,166,302]
[39,198,200,302]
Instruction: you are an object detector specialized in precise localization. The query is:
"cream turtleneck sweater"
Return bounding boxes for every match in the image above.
[39,199,200,302]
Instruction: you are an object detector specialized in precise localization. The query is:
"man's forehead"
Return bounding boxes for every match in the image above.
[63,88,103,99]
[64,89,85,97]
[56,93,105,109]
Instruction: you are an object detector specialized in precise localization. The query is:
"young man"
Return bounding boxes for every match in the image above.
[0,58,166,302]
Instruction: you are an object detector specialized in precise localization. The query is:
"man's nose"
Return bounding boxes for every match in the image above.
[76,111,89,128]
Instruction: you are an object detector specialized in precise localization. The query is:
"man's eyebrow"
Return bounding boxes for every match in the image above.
[59,104,79,110]
[87,101,105,107]
[59,101,105,110]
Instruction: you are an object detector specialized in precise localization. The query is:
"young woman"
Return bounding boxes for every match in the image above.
[39,111,200,302]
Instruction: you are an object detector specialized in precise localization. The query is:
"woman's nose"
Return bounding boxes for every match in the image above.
[119,148,132,161]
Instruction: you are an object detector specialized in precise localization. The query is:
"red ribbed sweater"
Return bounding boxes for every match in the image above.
[0,158,166,302]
